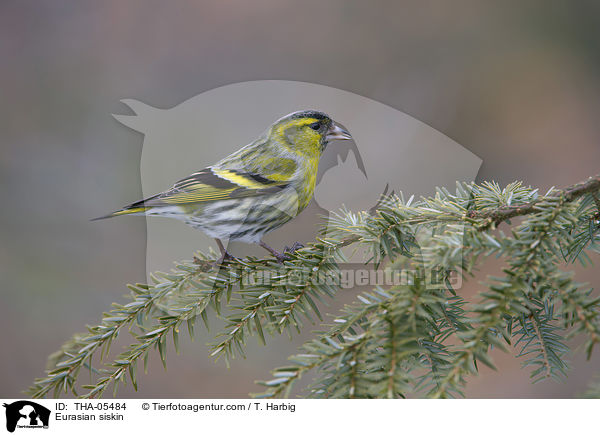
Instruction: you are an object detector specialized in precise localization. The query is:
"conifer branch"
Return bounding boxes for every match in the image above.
[472,174,600,230]
[29,174,600,398]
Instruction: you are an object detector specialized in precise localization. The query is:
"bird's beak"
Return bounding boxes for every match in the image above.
[326,122,352,141]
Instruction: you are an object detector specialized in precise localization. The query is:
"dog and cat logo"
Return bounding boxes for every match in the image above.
[3,401,50,432]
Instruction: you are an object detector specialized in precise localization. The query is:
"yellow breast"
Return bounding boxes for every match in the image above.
[295,157,319,211]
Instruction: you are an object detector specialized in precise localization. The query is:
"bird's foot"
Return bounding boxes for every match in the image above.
[219,250,236,263]
[259,240,286,263]
[283,241,304,255]
[212,250,238,268]
[274,252,287,263]
[193,250,237,270]
[259,240,304,263]
[211,238,239,267]
[193,256,215,271]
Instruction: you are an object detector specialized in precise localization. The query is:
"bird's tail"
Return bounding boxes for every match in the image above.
[90,207,148,221]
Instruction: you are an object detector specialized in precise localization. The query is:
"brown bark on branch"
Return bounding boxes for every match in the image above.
[471,174,600,230]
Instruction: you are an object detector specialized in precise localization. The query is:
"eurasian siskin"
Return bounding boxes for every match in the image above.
[94,110,352,262]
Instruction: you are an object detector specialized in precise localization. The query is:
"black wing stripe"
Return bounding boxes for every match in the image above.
[121,168,289,208]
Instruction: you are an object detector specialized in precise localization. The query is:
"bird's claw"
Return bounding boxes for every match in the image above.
[194,251,237,270]
[193,256,215,272]
[273,242,305,263]
[259,240,303,263]
[273,252,287,263]
[216,250,237,265]
[283,242,304,255]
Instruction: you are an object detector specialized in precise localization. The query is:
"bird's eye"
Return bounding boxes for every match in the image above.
[309,122,321,131]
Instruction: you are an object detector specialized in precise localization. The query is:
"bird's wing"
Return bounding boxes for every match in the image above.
[130,168,290,208]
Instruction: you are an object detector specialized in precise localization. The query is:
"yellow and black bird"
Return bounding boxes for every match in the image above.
[94,110,352,262]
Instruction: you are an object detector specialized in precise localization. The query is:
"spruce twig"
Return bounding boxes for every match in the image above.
[29,174,600,398]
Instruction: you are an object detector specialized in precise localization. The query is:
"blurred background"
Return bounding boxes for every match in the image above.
[1,0,599,398]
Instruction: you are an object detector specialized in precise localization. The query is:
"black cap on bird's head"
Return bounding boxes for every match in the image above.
[289,110,352,142]
[289,110,330,121]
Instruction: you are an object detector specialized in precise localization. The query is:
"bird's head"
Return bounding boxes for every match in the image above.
[269,110,352,157]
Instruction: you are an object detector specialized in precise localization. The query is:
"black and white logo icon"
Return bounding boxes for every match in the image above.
[3,401,50,433]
